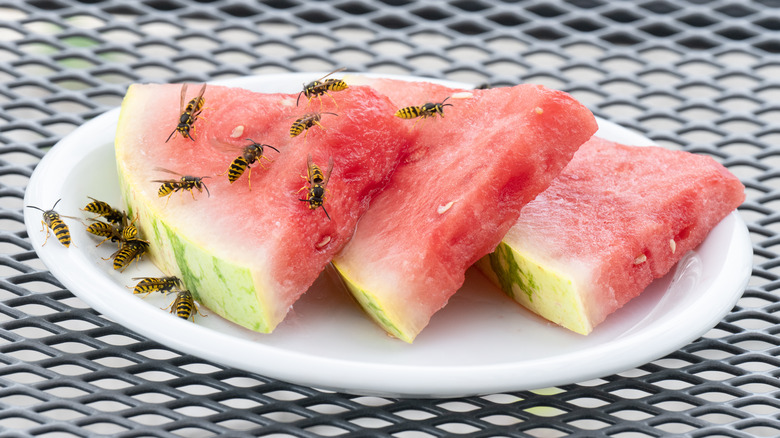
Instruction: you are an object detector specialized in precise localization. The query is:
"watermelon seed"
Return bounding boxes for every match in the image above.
[535,107,544,115]
[230,125,245,138]
[633,254,647,265]
[316,235,331,249]
[451,91,473,100]
[670,239,676,254]
[437,201,455,214]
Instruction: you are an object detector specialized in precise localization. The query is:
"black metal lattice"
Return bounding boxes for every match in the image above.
[1,0,780,437]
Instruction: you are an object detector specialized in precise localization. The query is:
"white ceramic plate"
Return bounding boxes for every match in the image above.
[24,74,752,398]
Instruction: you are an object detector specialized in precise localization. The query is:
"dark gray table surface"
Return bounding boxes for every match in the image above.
[1,0,779,436]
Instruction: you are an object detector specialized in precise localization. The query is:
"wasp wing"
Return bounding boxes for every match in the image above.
[322,156,335,186]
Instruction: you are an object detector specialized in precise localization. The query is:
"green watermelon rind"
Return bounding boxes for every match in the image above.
[115,89,275,333]
[332,263,409,342]
[475,242,591,335]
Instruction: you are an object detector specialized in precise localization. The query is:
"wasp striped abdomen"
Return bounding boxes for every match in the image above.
[83,197,124,224]
[112,239,149,271]
[227,156,249,184]
[132,276,182,297]
[167,290,202,321]
[86,221,120,247]
[395,106,424,119]
[48,213,71,247]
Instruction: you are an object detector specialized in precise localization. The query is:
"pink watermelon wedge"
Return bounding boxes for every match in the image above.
[476,136,746,335]
[332,78,598,342]
[115,83,411,332]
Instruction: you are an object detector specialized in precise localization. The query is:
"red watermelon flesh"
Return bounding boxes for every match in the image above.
[332,78,598,342]
[477,136,746,334]
[115,83,411,332]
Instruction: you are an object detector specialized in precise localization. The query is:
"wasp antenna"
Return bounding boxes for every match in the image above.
[296,91,304,107]
[322,206,331,221]
[202,182,211,198]
[165,129,177,143]
[266,144,280,153]
[26,205,45,213]
[51,199,62,210]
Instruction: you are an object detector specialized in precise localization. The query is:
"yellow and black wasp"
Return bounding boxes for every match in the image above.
[296,67,348,108]
[86,211,136,247]
[395,96,453,129]
[225,139,280,190]
[86,221,123,247]
[27,199,76,247]
[289,112,337,139]
[299,154,334,220]
[132,276,182,297]
[166,83,207,142]
[166,290,204,321]
[109,238,149,272]
[153,167,211,205]
[83,197,124,224]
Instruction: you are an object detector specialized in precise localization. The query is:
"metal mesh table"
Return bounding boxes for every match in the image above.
[1,0,779,436]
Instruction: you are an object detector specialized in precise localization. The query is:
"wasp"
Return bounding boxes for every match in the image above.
[132,276,182,297]
[166,83,207,142]
[109,238,149,272]
[296,67,348,109]
[395,96,453,129]
[153,167,211,205]
[299,154,334,220]
[166,290,204,321]
[86,211,136,247]
[83,197,124,224]
[289,112,337,139]
[86,221,123,247]
[225,139,280,190]
[27,199,76,247]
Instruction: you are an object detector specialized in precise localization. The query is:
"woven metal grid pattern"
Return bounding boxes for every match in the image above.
[1,0,779,436]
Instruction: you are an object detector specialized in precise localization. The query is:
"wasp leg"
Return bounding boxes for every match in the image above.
[40,221,50,246]
[163,193,174,208]
[162,295,177,311]
[128,253,144,272]
[324,91,340,111]
[410,116,428,132]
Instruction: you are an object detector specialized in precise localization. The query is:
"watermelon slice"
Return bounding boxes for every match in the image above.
[332,78,599,342]
[476,136,746,335]
[115,83,410,332]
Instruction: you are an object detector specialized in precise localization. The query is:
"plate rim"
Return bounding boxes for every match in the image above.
[23,73,752,398]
